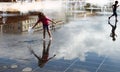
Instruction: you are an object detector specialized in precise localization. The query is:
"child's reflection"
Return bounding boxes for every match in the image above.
[30,40,56,68]
[108,20,117,41]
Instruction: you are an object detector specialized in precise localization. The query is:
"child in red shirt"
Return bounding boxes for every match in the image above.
[32,12,56,40]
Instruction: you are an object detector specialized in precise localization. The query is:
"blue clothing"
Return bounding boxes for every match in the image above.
[43,24,49,30]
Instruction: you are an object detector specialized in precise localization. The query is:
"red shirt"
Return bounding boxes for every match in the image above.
[38,17,50,25]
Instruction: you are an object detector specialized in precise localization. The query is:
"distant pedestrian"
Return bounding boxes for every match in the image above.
[32,12,56,40]
[108,0,119,22]
[108,20,117,41]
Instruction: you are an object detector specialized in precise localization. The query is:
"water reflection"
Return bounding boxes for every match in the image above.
[1,11,7,24]
[53,16,120,61]
[1,16,120,68]
[108,20,118,41]
[29,40,56,68]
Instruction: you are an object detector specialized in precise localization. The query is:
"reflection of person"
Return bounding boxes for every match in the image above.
[32,12,56,40]
[30,40,56,68]
[108,20,117,41]
[108,0,119,22]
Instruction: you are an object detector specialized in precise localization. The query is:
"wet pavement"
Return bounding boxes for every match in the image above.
[1,15,120,72]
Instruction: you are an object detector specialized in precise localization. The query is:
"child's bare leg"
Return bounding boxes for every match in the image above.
[47,29,52,39]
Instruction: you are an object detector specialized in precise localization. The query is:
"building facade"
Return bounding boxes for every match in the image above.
[2,15,42,33]
[0,0,16,2]
[0,0,66,33]
[0,0,40,2]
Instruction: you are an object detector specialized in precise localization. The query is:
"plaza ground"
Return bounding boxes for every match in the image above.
[0,15,120,72]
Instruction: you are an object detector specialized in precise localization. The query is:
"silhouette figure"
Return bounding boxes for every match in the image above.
[29,40,56,68]
[108,20,118,41]
[108,0,119,22]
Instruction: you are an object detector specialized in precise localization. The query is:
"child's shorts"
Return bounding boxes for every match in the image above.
[43,24,49,30]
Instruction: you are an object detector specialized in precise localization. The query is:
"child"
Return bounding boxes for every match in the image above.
[108,0,119,22]
[32,12,56,40]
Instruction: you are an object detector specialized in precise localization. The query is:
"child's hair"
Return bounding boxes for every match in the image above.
[115,1,118,4]
[38,12,46,19]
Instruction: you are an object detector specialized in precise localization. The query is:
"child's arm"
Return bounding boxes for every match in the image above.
[48,54,56,61]
[32,50,41,60]
[48,19,56,24]
[32,20,40,29]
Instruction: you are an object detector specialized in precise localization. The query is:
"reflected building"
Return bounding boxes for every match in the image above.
[0,17,3,33]
[2,15,42,33]
[0,0,20,2]
[1,13,65,33]
[0,0,66,33]
[0,11,66,33]
[0,0,40,2]
[0,0,16,2]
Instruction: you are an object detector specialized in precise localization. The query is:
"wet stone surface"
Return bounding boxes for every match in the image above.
[0,16,120,72]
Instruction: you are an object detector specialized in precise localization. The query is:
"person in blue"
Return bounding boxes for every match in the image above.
[108,0,119,22]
